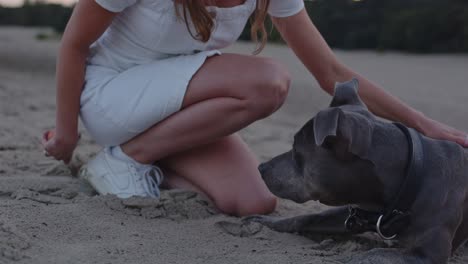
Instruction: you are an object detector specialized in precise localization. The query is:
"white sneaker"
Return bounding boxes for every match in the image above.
[79,147,164,198]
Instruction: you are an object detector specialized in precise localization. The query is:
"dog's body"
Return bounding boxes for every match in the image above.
[248,79,468,263]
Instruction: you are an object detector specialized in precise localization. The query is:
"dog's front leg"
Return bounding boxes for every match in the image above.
[244,206,356,235]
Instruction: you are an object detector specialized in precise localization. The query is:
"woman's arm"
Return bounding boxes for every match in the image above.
[44,0,117,163]
[271,9,468,146]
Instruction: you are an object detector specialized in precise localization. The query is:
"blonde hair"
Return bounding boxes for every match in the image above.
[175,0,271,54]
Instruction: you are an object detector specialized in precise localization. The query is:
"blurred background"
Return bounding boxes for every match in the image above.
[1,0,468,53]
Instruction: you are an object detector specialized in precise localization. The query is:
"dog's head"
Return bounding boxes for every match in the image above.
[260,79,407,206]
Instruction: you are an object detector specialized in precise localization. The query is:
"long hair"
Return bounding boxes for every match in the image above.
[175,0,271,54]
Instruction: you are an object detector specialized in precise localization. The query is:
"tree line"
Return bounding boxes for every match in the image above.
[0,0,467,53]
[304,0,468,53]
[0,1,71,32]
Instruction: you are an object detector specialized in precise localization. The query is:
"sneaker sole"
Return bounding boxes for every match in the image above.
[78,165,133,199]
[78,165,111,196]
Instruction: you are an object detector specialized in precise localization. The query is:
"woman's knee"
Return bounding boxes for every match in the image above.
[246,58,292,118]
[213,190,277,217]
[238,192,277,216]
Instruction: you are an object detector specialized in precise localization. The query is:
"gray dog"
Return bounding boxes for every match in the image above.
[247,79,468,264]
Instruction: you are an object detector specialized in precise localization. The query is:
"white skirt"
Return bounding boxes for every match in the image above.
[80,50,220,146]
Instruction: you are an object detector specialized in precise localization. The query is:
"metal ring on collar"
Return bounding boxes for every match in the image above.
[344,215,354,230]
[376,215,397,240]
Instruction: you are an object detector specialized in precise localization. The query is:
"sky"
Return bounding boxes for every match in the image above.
[0,0,76,7]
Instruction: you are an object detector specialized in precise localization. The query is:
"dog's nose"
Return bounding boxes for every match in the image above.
[258,163,270,177]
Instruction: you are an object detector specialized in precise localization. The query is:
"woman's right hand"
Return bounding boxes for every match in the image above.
[41,129,79,164]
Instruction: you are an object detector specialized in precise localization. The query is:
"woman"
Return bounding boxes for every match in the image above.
[42,0,468,217]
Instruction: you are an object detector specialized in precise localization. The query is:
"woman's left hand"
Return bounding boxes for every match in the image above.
[417,116,468,148]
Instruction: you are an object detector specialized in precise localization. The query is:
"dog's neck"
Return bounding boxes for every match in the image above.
[365,124,412,209]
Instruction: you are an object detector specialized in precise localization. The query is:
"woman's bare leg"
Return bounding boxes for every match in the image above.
[159,167,204,193]
[120,53,291,216]
[160,134,276,216]
[121,54,291,164]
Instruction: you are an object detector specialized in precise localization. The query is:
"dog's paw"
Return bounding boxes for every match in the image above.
[242,215,291,232]
[243,215,275,224]
[215,220,263,237]
[243,215,266,222]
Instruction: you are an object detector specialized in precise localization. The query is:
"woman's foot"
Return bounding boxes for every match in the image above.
[79,146,163,198]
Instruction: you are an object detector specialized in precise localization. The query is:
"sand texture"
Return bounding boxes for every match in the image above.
[1,26,468,264]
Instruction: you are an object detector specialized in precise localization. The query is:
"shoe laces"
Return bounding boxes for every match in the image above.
[141,165,164,198]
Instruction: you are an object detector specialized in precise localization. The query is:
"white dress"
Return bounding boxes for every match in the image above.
[80,0,304,146]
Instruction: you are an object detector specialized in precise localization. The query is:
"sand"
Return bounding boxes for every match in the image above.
[1,26,468,264]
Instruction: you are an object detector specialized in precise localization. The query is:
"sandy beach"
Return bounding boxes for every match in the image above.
[1,26,468,264]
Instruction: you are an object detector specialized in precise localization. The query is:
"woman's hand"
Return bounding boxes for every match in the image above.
[417,116,468,148]
[41,129,79,164]
[272,10,468,148]
[43,0,116,164]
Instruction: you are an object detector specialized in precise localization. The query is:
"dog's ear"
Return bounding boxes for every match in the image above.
[314,108,374,160]
[314,108,341,147]
[330,78,367,109]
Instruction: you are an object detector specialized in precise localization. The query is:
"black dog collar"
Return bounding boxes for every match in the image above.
[344,123,425,240]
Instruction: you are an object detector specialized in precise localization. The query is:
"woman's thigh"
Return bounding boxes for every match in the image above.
[181,53,291,108]
[159,134,277,216]
[82,53,290,147]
